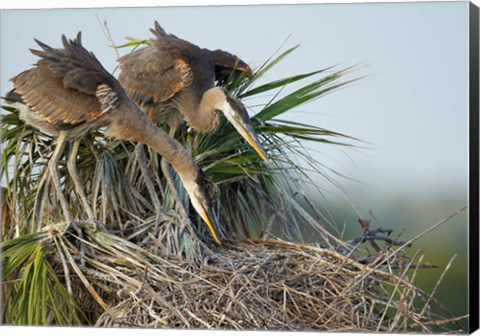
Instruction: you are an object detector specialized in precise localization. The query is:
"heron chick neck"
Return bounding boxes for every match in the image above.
[187,87,225,133]
[106,102,221,243]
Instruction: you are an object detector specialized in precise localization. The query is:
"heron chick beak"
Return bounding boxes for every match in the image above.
[222,93,269,164]
[183,171,221,245]
[237,125,269,164]
[226,114,269,163]
[197,205,221,245]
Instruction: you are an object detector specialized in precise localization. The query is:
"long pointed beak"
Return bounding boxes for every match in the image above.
[197,205,221,245]
[235,123,269,163]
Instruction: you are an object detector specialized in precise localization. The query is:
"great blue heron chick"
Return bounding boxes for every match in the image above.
[118,21,269,163]
[6,32,221,244]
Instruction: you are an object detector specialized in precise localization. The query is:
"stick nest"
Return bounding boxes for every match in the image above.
[42,221,464,333]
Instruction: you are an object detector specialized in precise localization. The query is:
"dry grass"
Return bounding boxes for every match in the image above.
[31,211,465,333]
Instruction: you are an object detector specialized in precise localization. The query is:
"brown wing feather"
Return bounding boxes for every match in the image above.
[12,66,101,125]
[118,47,192,106]
[208,49,253,80]
[149,20,178,40]
[10,32,124,127]
[31,33,121,95]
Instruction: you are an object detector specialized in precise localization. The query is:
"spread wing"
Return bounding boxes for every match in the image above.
[149,20,251,80]
[208,49,253,80]
[118,21,250,109]
[117,46,193,107]
[11,32,123,126]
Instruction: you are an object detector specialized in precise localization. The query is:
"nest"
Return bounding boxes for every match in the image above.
[38,218,464,333]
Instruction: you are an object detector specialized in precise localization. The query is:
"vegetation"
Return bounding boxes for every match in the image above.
[0,35,466,331]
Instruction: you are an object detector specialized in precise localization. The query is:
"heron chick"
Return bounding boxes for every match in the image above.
[118,21,269,163]
[6,32,221,244]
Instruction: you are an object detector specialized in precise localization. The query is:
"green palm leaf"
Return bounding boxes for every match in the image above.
[1,232,86,325]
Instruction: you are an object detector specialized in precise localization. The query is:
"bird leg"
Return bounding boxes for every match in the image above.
[33,164,51,231]
[135,143,163,230]
[48,133,86,256]
[67,139,102,231]
[48,133,72,226]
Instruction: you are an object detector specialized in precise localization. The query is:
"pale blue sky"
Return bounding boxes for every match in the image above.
[0,2,470,203]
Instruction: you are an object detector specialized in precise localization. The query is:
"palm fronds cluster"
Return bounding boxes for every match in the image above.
[1,36,465,331]
[1,44,358,251]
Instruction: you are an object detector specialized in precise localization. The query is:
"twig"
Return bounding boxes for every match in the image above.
[355,262,438,270]
[345,234,411,248]
[423,314,469,326]
[96,16,120,72]
[375,206,468,267]
[419,254,458,318]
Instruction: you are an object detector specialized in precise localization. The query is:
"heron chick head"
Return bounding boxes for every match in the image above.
[182,170,220,245]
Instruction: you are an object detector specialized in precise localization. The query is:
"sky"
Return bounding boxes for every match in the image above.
[0,1,471,205]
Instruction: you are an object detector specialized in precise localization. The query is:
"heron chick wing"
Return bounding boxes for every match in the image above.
[208,49,253,80]
[12,66,102,125]
[118,47,193,106]
[31,32,121,95]
[11,32,125,126]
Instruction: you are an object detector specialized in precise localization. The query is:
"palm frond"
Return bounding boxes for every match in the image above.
[1,231,86,325]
